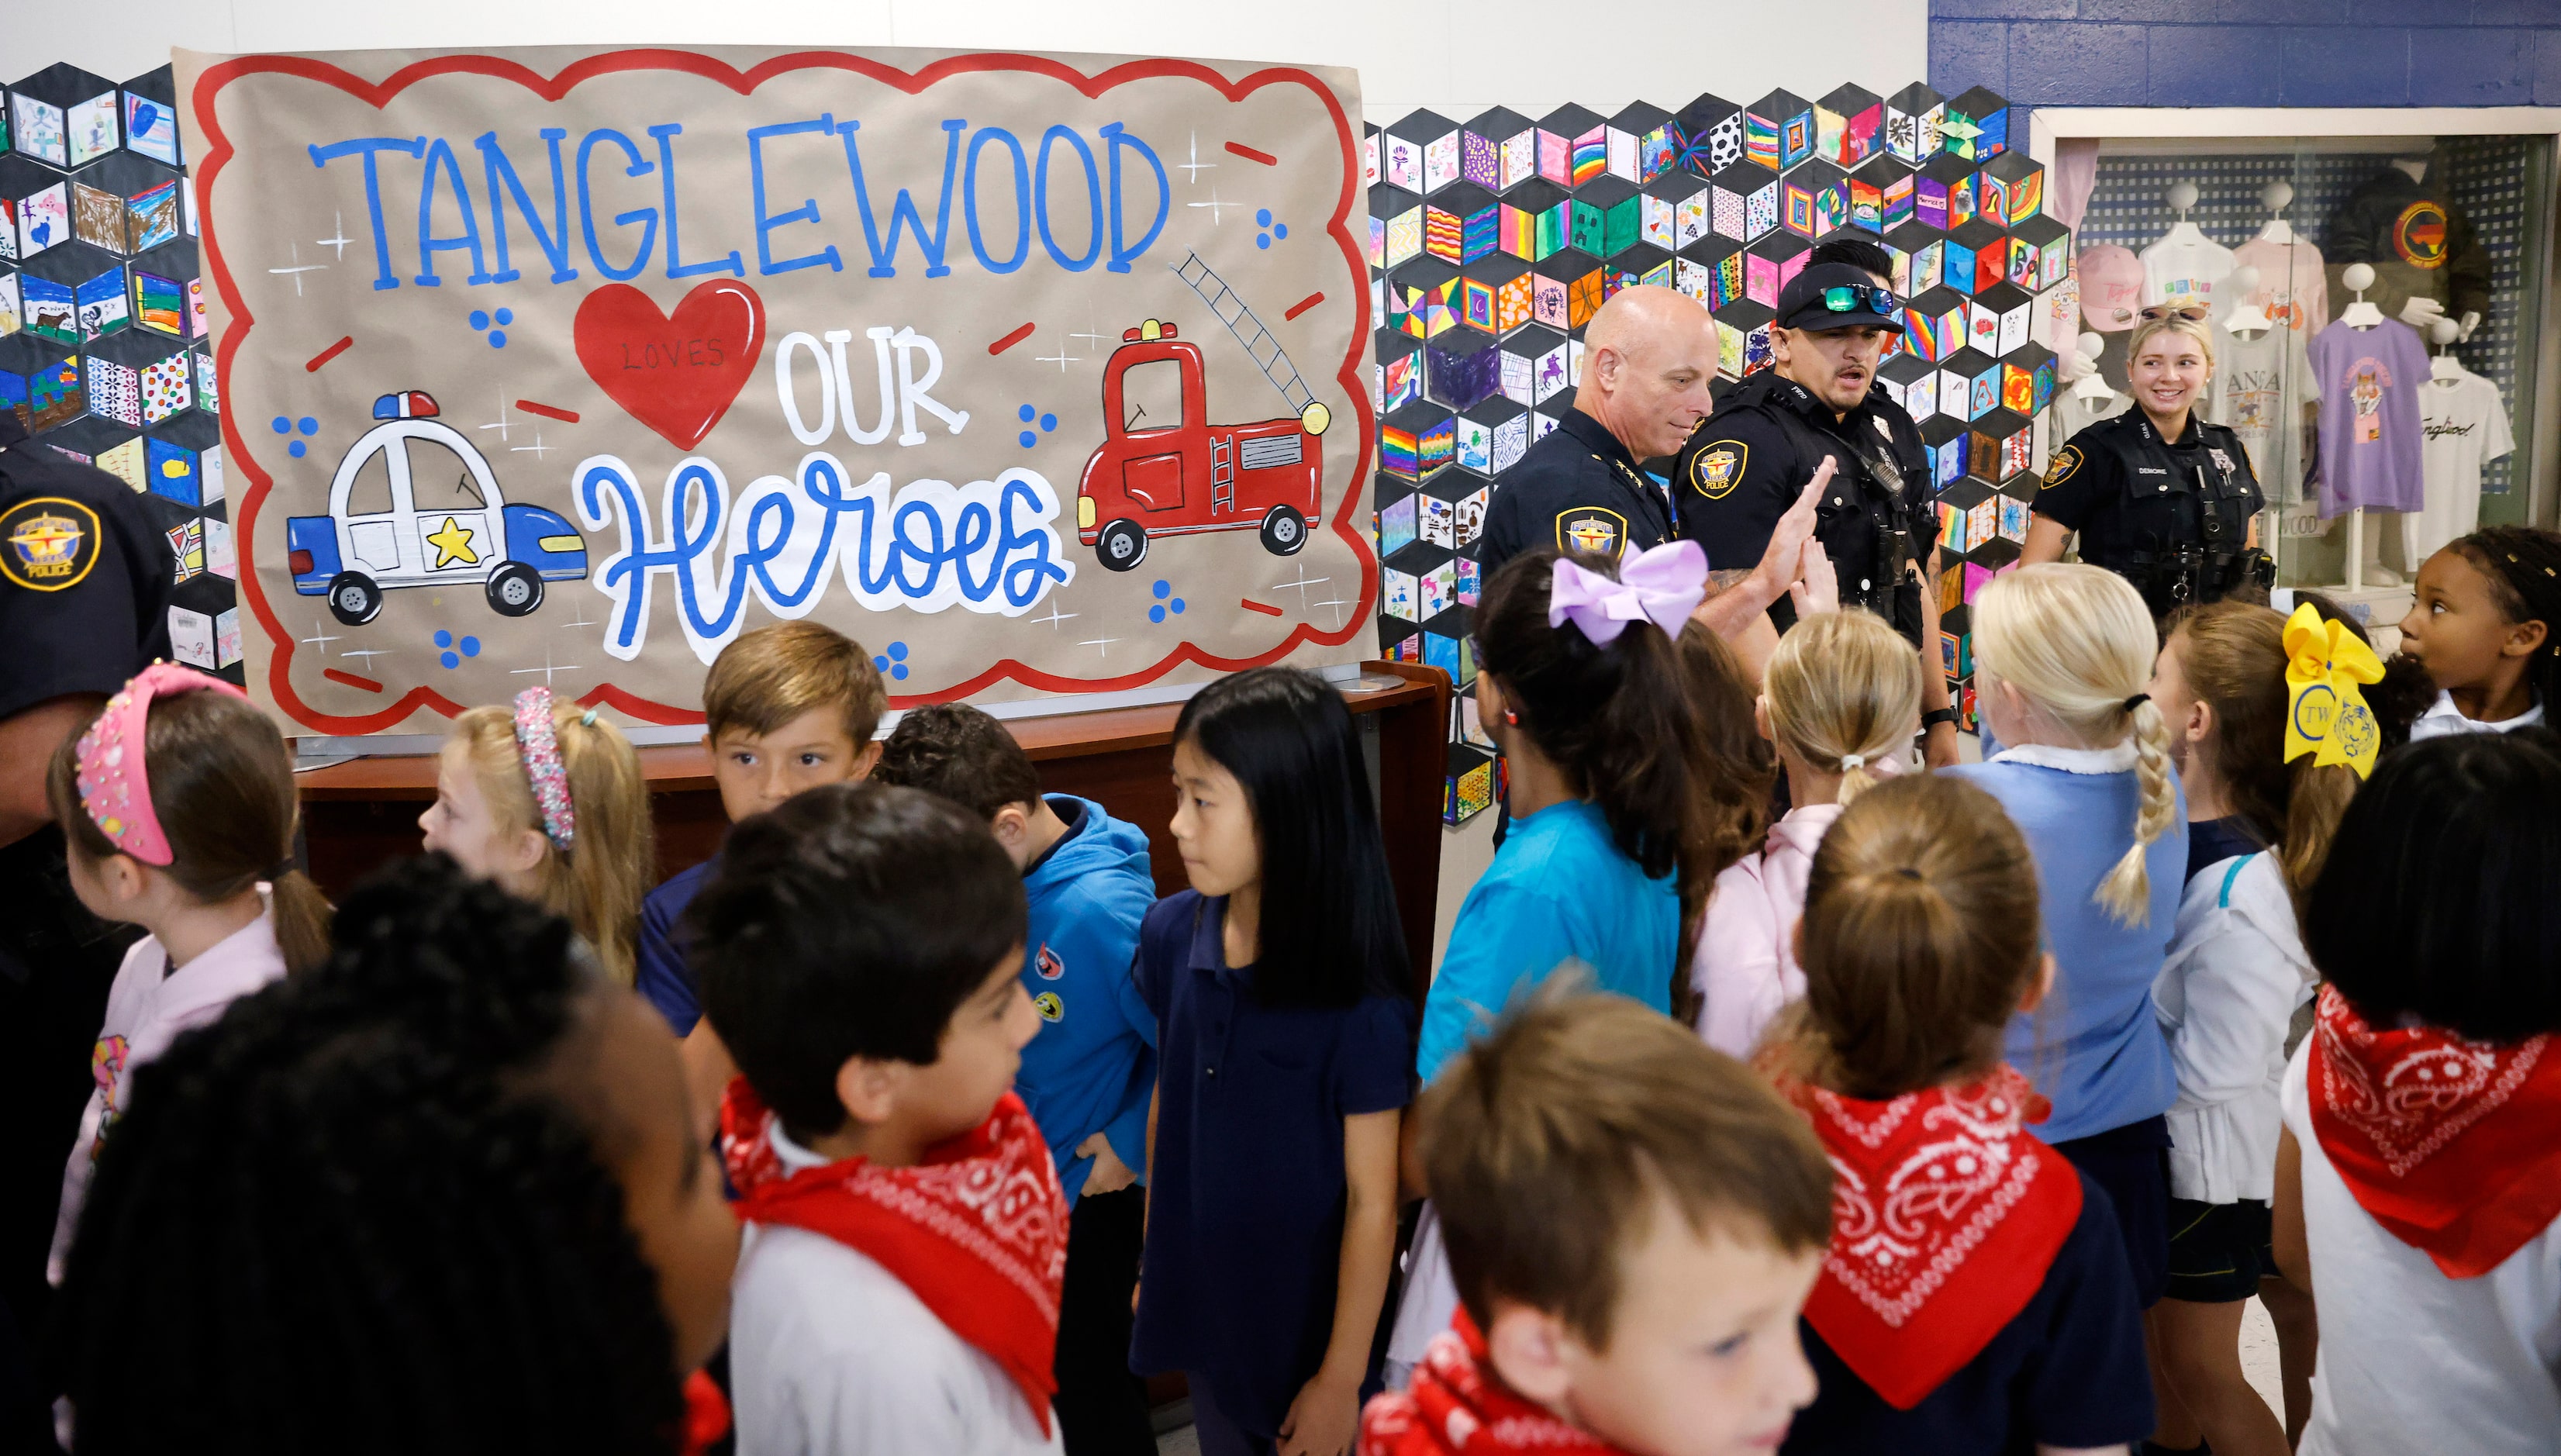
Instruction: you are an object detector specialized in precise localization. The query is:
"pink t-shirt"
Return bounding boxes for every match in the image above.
[50,903,289,1282]
[1693,802,1842,1057]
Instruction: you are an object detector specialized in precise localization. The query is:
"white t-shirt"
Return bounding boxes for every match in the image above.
[2280,1043,2561,1455]
[2408,690,2545,742]
[2417,370,2516,561]
[728,1123,1064,1456]
[2213,325,2317,502]
[2052,385,2131,445]
[2142,228,2240,326]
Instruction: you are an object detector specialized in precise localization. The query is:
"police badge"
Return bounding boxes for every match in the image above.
[1694,441,1747,500]
[1558,507,1627,558]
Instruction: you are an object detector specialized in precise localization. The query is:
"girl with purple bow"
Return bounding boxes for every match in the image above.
[1388,540,1721,1382]
[420,687,655,985]
[43,662,332,1282]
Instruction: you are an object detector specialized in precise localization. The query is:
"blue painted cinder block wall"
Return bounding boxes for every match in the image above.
[1931,1,2561,109]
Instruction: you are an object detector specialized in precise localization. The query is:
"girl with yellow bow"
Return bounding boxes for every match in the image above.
[2137,597,2385,1456]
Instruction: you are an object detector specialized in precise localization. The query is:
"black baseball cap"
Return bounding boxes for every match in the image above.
[1776,261,1907,333]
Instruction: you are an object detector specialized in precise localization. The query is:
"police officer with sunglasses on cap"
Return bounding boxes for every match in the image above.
[2022,305,2269,618]
[1674,247,1960,765]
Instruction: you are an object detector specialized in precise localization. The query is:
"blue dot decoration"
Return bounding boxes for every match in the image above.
[889,642,909,661]
[468,309,508,348]
[288,441,307,458]
[270,416,290,434]
[1019,404,1036,422]
[1257,209,1272,226]
[1041,412,1057,431]
[440,650,459,669]
[496,309,514,326]
[469,310,488,329]
[1147,581,1187,623]
[1172,597,1186,613]
[1255,215,1288,250]
[1256,233,1270,250]
[1150,605,1165,623]
[1151,580,1170,599]
[1019,431,1037,447]
[1275,223,1288,239]
[460,636,481,658]
[1016,405,1059,449]
[298,417,319,435]
[433,630,452,647]
[872,641,911,681]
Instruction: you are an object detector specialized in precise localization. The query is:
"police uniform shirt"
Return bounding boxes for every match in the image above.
[1476,405,1674,585]
[2035,411,2263,564]
[1674,371,1929,599]
[0,412,174,721]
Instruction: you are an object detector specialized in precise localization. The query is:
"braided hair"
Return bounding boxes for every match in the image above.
[54,855,686,1456]
[2449,525,2561,719]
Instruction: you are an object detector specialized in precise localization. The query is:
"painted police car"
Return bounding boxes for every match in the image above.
[286,391,588,626]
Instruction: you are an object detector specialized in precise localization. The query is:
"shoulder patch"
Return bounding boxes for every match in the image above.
[2041,445,2083,491]
[1557,507,1627,559]
[1691,440,1748,500]
[2,495,103,592]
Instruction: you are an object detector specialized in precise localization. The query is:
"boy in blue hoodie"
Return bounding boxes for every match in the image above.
[875,703,1161,1456]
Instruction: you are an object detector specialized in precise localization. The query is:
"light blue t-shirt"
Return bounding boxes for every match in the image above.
[1948,747,2186,1143]
[1418,798,1679,1082]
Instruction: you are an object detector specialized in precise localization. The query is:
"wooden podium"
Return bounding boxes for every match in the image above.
[295,662,1454,975]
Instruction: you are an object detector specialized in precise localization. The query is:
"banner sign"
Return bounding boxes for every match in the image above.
[173,45,1374,733]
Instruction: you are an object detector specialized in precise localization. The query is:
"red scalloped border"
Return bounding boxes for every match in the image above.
[195,47,1379,733]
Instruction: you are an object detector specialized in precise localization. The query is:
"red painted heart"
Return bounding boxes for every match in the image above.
[573,280,766,451]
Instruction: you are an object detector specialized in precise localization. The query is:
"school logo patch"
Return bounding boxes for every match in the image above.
[2041,445,2083,490]
[2393,200,2449,268]
[1557,507,1626,559]
[2,496,102,592]
[1032,992,1065,1023]
[1034,944,1065,980]
[1693,440,1748,500]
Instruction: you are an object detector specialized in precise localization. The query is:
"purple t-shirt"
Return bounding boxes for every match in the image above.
[2311,317,2427,518]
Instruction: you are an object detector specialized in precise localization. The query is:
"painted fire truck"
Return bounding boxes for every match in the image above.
[1076,252,1332,571]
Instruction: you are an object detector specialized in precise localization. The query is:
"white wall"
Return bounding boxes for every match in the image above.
[16,0,1931,126]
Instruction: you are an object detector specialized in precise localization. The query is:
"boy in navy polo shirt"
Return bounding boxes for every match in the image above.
[875,704,1159,1456]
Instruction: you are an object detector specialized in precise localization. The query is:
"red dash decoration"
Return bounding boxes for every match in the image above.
[516,399,581,424]
[322,668,385,693]
[1282,292,1324,322]
[989,321,1037,355]
[304,336,354,372]
[1224,142,1279,166]
[1240,598,1286,617]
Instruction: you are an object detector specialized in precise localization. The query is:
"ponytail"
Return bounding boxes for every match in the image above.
[266,867,334,977]
[1478,547,1713,936]
[1973,564,2175,925]
[2450,526,2561,719]
[1762,609,1922,807]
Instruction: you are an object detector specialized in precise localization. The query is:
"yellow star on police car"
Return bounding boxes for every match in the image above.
[425,516,480,568]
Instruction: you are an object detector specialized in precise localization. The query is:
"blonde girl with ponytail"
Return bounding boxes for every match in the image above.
[1692,609,1921,1057]
[1948,561,2188,1310]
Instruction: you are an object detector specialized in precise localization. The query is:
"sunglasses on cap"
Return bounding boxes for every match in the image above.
[2140,304,2209,322]
[1819,285,1900,316]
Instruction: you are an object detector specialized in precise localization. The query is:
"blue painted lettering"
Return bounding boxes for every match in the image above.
[576,129,658,281]
[748,116,844,276]
[476,129,581,285]
[648,123,745,278]
[308,136,425,291]
[837,118,966,279]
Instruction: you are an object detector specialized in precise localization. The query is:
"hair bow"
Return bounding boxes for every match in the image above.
[1548,540,1710,646]
[2282,603,2384,779]
[74,662,250,865]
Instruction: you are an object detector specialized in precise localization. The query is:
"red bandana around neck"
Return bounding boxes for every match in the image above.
[720,1079,1070,1433]
[2307,983,2561,1278]
[1359,1309,1627,1456]
[1779,1064,2080,1410]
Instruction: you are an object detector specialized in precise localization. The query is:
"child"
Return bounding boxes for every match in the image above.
[2144,601,2368,1452]
[1132,668,1415,1456]
[1948,563,2187,1310]
[1393,543,1713,1382]
[2397,525,2561,740]
[419,685,654,986]
[1767,773,2154,1454]
[873,702,1159,1456]
[54,855,740,1456]
[1675,621,1778,1024]
[2280,731,2561,1454]
[1693,609,1920,1058]
[1361,994,1832,1456]
[638,621,889,1035]
[692,781,1065,1454]
[43,664,330,1282]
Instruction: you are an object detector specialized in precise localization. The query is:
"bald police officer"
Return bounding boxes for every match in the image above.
[0,406,173,1352]
[1674,254,1961,765]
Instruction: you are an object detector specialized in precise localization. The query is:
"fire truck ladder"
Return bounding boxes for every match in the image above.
[1170,250,1320,421]
[1209,436,1235,512]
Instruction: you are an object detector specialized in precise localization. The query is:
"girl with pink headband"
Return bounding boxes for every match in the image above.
[420,686,654,985]
[43,661,330,1280]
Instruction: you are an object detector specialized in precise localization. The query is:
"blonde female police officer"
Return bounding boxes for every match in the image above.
[2023,308,2269,617]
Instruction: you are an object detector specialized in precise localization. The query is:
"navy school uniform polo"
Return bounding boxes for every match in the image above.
[1126,890,1416,1440]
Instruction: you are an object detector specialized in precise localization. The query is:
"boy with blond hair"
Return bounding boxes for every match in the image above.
[636,621,888,1037]
[1362,995,1833,1456]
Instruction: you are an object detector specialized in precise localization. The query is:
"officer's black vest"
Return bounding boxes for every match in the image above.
[2076,415,2256,616]
[1741,378,1922,632]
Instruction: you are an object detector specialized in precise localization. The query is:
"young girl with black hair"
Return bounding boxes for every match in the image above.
[53,854,740,1456]
[2277,730,2561,1455]
[2397,525,2561,740]
[42,664,332,1283]
[1130,666,1416,1456]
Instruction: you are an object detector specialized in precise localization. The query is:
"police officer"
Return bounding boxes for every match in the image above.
[2024,309,2269,617]
[1675,250,1962,765]
[0,406,173,1354]
[1477,285,1715,585]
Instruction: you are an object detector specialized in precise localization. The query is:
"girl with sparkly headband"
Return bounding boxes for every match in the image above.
[420,687,654,985]
[43,662,330,1282]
